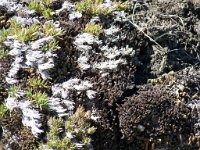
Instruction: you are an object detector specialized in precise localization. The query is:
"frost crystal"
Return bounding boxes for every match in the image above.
[50,78,96,117]
[93,59,126,71]
[56,1,74,14]
[20,100,43,138]
[104,25,120,35]
[69,11,82,20]
[74,33,101,52]
[5,97,18,110]
[31,36,54,50]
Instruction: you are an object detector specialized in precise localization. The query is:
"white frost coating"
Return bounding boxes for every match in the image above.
[188,100,200,135]
[86,90,97,99]
[9,41,24,56]
[93,59,126,71]
[6,92,44,138]
[73,80,93,91]
[75,33,98,45]
[50,78,95,116]
[74,33,101,52]
[69,11,82,20]
[19,100,43,138]
[25,50,43,66]
[77,55,91,70]
[12,16,40,26]
[104,25,120,35]
[5,97,18,110]
[26,49,56,79]
[62,99,74,110]
[62,78,80,90]
[56,1,74,14]
[101,45,134,59]
[48,97,70,117]
[7,58,22,77]
[5,77,18,84]
[6,40,24,84]
[31,36,54,50]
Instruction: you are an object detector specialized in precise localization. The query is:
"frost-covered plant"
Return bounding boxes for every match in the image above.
[44,106,96,149]
[65,106,96,145]
[84,23,103,35]
[28,77,47,89]
[42,22,63,37]
[9,19,22,36]
[0,103,8,120]
[41,39,59,52]
[0,28,9,50]
[6,19,39,42]
[0,28,9,40]
[18,23,39,42]
[28,0,54,19]
[28,1,44,13]
[45,117,76,149]
[8,84,20,98]
[75,0,111,15]
[27,89,49,109]
[114,1,129,11]
[42,8,55,19]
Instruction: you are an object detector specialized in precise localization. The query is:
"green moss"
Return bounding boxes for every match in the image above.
[84,23,103,35]
[0,49,9,58]
[40,0,54,7]
[0,103,8,120]
[42,22,63,37]
[41,106,96,150]
[27,90,49,109]
[46,117,76,150]
[114,1,129,11]
[8,85,20,98]
[28,77,47,89]
[28,0,54,19]
[41,39,59,52]
[18,23,39,42]
[9,19,22,36]
[3,20,39,42]
[42,8,55,19]
[28,1,44,13]
[75,0,111,15]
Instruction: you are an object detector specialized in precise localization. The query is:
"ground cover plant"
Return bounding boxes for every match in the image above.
[0,0,200,149]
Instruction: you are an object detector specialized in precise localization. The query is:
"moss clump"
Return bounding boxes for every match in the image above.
[114,1,129,11]
[2,20,39,42]
[75,0,111,15]
[0,49,8,58]
[41,39,59,52]
[26,88,49,110]
[84,23,103,35]
[8,84,20,98]
[28,0,55,19]
[118,85,195,148]
[42,22,63,37]
[17,23,39,42]
[0,103,8,120]
[27,77,47,89]
[42,106,96,149]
